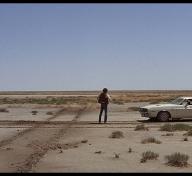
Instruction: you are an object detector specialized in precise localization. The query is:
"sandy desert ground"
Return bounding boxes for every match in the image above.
[0,91,192,173]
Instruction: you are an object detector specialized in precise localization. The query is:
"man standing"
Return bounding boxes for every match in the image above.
[97,88,111,123]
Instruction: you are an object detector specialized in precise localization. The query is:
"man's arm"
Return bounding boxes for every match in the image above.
[97,94,101,102]
[107,94,111,101]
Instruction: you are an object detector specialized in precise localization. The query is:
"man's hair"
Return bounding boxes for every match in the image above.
[103,88,108,93]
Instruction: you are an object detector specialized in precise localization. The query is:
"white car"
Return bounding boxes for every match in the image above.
[139,97,192,122]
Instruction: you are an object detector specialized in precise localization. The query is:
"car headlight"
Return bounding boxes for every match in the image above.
[139,108,148,112]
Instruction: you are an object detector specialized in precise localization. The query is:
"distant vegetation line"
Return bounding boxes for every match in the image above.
[0,92,192,105]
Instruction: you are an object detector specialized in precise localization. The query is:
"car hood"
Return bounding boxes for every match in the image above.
[141,103,179,110]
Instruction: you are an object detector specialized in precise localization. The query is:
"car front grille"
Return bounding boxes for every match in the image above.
[139,108,149,117]
[139,108,148,112]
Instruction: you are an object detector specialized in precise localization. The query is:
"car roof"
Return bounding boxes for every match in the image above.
[179,97,192,99]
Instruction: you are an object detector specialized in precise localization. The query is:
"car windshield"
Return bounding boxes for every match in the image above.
[170,98,185,105]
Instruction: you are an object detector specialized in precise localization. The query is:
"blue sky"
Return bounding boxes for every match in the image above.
[1,3,192,91]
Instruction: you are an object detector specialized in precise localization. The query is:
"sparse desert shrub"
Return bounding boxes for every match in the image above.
[95,151,102,154]
[109,131,124,139]
[160,124,192,132]
[135,124,149,131]
[173,124,192,131]
[128,147,132,153]
[141,137,162,144]
[81,139,88,143]
[140,151,159,163]
[183,129,192,136]
[31,110,38,115]
[114,153,120,158]
[165,152,189,167]
[0,108,9,113]
[160,124,174,132]
[183,137,188,141]
[6,147,13,151]
[46,111,53,115]
[162,133,174,136]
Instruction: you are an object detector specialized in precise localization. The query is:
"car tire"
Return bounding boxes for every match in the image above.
[157,111,170,122]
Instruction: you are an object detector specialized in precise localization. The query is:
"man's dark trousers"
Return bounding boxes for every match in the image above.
[99,103,108,123]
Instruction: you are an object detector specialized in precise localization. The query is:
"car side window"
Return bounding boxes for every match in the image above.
[184,99,192,106]
[188,99,192,105]
[182,100,187,105]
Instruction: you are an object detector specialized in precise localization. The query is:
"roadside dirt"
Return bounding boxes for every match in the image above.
[0,105,89,172]
[0,101,192,172]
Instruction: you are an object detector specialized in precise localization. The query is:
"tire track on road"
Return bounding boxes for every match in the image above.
[16,106,88,172]
[0,107,70,148]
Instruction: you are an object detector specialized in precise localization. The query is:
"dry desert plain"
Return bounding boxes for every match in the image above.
[0,90,192,172]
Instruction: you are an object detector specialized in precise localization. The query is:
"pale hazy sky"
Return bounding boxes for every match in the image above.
[1,3,192,91]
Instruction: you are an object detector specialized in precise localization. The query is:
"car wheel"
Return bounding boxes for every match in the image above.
[157,111,170,122]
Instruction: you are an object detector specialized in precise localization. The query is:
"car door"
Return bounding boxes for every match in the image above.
[170,105,188,119]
